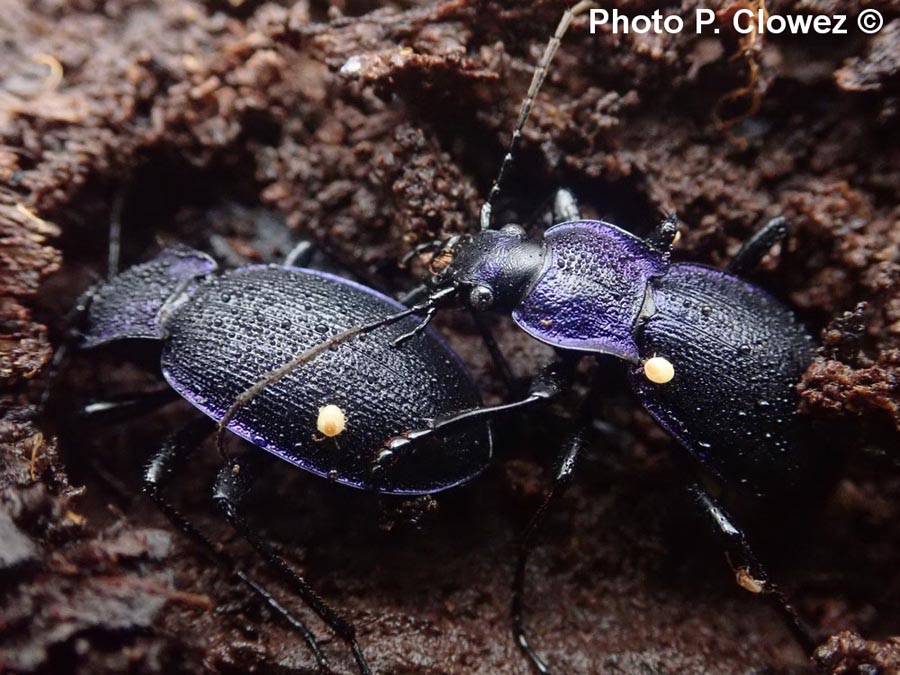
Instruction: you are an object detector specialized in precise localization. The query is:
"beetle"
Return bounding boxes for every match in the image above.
[342,2,831,671]
[403,206,823,672]
[69,243,492,675]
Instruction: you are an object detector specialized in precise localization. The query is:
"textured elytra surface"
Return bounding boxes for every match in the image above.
[632,264,819,497]
[160,265,490,494]
[82,247,218,347]
[514,221,666,361]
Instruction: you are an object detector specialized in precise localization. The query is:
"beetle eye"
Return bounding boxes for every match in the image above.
[469,285,494,310]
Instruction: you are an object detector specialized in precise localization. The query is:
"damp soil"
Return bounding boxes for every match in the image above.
[1,0,899,673]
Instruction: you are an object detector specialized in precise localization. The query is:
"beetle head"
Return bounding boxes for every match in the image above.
[432,224,545,312]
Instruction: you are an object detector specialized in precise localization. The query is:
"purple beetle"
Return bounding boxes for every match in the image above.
[388,209,821,673]
[365,3,827,672]
[70,244,490,675]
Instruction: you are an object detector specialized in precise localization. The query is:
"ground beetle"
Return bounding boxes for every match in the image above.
[360,2,828,671]
[70,243,491,674]
[65,2,829,673]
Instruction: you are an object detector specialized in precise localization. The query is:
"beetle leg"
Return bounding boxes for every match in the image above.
[39,283,102,410]
[397,283,430,306]
[727,216,791,276]
[512,422,588,674]
[648,212,679,257]
[283,240,316,267]
[687,482,817,652]
[144,418,331,673]
[375,357,578,471]
[552,188,582,223]
[107,183,127,278]
[398,239,443,269]
[73,387,179,422]
[529,188,583,231]
[213,458,371,675]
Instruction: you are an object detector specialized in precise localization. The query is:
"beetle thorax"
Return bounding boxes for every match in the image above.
[447,227,545,311]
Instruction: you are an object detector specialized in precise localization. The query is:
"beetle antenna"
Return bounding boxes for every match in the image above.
[215,286,458,457]
[391,304,438,347]
[481,1,598,231]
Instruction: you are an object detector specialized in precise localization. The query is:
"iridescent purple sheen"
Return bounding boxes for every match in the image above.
[512,221,666,361]
[82,247,217,348]
[159,265,491,495]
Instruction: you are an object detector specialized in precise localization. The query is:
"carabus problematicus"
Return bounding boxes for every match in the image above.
[363,1,835,671]
[65,242,491,675]
[58,2,842,673]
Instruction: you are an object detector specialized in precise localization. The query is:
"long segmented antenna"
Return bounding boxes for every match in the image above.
[481,1,599,231]
[214,286,457,457]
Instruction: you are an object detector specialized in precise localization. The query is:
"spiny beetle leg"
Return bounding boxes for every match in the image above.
[375,356,579,471]
[213,458,371,675]
[648,212,679,257]
[687,482,817,653]
[513,422,588,675]
[143,418,331,672]
[727,216,791,276]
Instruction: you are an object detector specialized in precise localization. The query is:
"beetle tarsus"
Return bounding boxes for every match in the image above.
[144,418,331,672]
[213,457,371,675]
[513,425,587,675]
[648,212,679,256]
[688,482,817,653]
[727,216,791,276]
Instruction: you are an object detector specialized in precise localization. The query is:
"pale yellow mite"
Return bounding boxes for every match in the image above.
[643,356,675,384]
[735,567,766,594]
[317,404,346,437]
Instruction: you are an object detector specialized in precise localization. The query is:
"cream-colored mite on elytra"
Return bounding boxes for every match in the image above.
[643,356,675,384]
[317,404,346,437]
